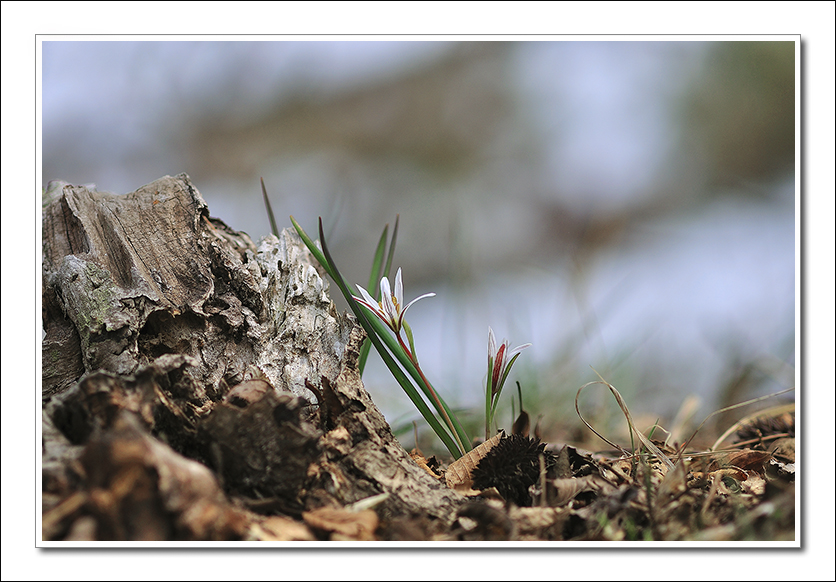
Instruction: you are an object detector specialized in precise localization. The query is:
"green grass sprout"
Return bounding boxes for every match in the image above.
[357,219,398,374]
[289,216,468,458]
[261,178,280,238]
[485,327,531,439]
[283,206,531,458]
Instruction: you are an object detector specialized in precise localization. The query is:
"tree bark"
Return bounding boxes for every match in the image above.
[41,174,462,541]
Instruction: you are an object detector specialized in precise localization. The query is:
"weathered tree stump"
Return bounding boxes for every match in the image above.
[41,174,463,541]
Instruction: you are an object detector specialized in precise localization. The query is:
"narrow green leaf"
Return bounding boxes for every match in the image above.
[383,214,399,280]
[358,224,390,374]
[316,219,463,458]
[358,336,372,375]
[358,339,372,375]
[356,304,470,452]
[261,178,280,238]
[517,381,524,412]
[402,320,418,360]
[437,386,472,451]
[291,214,469,457]
[499,352,522,398]
[369,224,389,297]
[489,352,523,421]
[294,216,455,451]
[289,216,337,281]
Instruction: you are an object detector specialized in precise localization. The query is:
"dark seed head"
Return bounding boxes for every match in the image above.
[470,433,555,507]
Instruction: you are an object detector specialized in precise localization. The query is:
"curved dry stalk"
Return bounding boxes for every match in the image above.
[709,400,795,452]
[574,381,628,455]
[667,387,795,464]
[575,370,675,471]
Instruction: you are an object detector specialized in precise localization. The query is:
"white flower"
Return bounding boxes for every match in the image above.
[487,326,531,397]
[354,267,435,334]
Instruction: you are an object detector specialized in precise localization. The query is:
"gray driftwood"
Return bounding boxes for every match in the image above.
[41,174,463,541]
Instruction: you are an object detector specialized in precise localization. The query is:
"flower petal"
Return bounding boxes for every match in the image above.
[381,296,398,328]
[379,276,392,302]
[355,284,379,311]
[488,327,497,359]
[506,343,532,360]
[393,267,404,306]
[492,343,506,388]
[375,277,397,327]
[398,292,435,329]
[401,292,436,314]
[356,269,435,334]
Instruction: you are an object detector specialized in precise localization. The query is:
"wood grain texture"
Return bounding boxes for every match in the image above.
[41,174,464,541]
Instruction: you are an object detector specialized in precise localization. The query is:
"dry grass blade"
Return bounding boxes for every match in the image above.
[669,387,794,464]
[575,369,675,471]
[710,401,795,451]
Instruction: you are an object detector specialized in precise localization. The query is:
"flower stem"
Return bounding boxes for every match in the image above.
[486,355,494,440]
[396,334,467,456]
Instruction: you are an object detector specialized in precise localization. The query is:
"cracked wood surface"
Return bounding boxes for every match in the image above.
[41,174,462,541]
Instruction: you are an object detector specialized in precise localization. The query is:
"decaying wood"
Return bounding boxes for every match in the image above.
[41,174,461,541]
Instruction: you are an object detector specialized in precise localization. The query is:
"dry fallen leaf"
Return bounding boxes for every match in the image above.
[512,410,530,438]
[709,467,749,482]
[708,449,772,474]
[769,438,795,463]
[445,431,504,490]
[302,506,379,541]
[250,515,315,541]
[409,450,442,479]
[740,471,766,496]
[548,475,600,507]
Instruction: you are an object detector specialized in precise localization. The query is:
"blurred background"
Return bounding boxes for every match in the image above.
[42,40,796,452]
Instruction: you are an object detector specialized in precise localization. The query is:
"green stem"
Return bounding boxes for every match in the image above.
[485,356,494,440]
[291,215,470,457]
[488,352,523,424]
[314,218,464,458]
[396,333,466,456]
[360,306,471,453]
